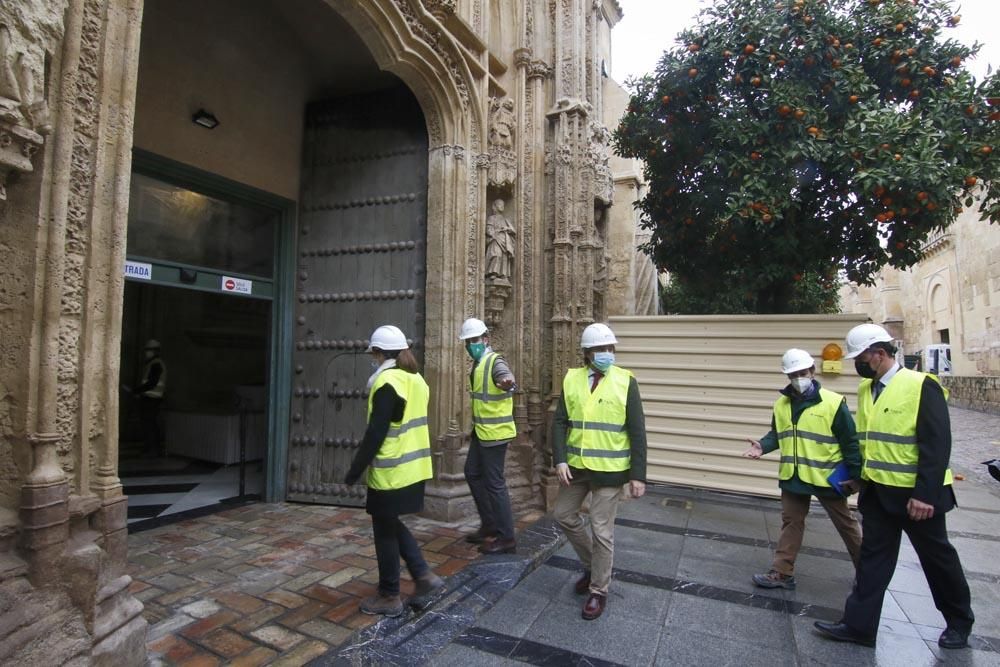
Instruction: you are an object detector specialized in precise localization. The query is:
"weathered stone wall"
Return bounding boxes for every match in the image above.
[942,376,1000,416]
[842,201,1000,375]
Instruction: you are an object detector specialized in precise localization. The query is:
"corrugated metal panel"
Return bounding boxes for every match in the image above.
[609,314,870,498]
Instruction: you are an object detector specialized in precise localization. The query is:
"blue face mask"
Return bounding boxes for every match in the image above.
[591,351,615,372]
[466,342,487,361]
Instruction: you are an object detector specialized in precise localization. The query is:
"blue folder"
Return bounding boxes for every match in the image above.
[827,462,851,497]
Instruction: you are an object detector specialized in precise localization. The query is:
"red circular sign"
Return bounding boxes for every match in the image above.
[225,279,235,290]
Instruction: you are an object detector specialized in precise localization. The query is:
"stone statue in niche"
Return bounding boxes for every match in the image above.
[485,198,515,283]
[0,25,23,123]
[488,96,516,187]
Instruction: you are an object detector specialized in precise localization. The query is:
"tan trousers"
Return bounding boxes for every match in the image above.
[553,477,624,595]
[772,490,862,576]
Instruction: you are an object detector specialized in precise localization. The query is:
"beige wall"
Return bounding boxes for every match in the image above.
[841,202,1000,375]
[133,0,312,199]
[611,314,868,498]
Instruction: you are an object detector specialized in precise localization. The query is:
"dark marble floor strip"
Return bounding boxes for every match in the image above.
[454,626,626,667]
[123,482,199,495]
[545,556,1000,654]
[126,503,171,519]
[127,495,259,533]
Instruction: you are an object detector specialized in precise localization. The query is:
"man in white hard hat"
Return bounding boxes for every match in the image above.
[815,323,974,649]
[551,323,647,620]
[133,339,167,457]
[743,348,862,590]
[457,317,518,554]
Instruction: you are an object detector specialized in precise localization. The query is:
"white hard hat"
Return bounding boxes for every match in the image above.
[458,317,488,340]
[367,325,409,352]
[580,323,618,349]
[144,339,161,350]
[781,348,815,374]
[843,323,893,359]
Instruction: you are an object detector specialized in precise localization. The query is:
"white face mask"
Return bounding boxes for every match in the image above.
[791,377,813,394]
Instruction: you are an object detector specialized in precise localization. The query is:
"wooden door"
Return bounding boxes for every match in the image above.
[288,87,428,505]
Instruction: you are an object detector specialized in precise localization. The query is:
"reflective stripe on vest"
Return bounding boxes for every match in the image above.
[774,388,844,487]
[140,358,167,399]
[857,367,953,488]
[563,365,632,472]
[470,352,515,443]
[366,369,433,490]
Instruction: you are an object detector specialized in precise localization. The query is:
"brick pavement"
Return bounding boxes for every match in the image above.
[129,502,544,666]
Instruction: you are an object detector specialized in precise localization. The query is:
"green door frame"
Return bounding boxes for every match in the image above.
[130,149,295,502]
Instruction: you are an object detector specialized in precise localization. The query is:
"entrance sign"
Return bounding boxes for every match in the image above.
[124,260,152,280]
[221,276,252,294]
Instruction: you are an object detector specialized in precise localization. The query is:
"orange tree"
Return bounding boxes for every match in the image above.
[614,0,999,313]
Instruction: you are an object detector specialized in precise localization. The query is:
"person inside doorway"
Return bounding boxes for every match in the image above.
[134,339,167,457]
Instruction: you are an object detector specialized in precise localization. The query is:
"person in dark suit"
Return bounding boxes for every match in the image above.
[814,324,974,650]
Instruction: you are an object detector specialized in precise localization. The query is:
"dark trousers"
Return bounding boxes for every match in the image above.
[371,515,430,596]
[138,397,162,455]
[464,434,515,540]
[843,488,974,637]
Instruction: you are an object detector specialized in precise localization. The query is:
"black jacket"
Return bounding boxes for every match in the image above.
[863,376,957,515]
[345,382,424,517]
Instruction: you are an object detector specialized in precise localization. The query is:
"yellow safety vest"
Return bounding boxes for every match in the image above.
[470,351,516,443]
[366,368,433,490]
[857,367,953,488]
[140,358,167,399]
[563,365,632,472]
[774,388,844,487]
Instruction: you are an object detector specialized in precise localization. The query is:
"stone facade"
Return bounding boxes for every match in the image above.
[840,200,1000,376]
[0,0,649,662]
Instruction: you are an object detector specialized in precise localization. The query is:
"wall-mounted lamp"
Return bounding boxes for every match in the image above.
[192,109,219,129]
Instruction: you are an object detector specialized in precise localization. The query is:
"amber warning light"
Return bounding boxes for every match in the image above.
[821,342,843,374]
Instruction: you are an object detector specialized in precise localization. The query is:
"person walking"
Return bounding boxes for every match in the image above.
[815,324,974,649]
[458,317,518,554]
[134,339,167,457]
[345,325,444,617]
[552,323,647,621]
[743,348,862,590]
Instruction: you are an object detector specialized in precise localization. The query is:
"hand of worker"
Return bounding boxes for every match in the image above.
[497,377,516,390]
[556,462,572,486]
[629,480,646,498]
[907,497,935,521]
[840,479,861,495]
[742,439,763,459]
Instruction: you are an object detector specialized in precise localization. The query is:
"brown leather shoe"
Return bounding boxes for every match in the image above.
[582,593,606,620]
[478,538,516,554]
[464,527,498,544]
[574,571,592,595]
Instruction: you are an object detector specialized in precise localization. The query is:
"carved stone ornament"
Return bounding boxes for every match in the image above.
[589,121,614,205]
[423,0,457,21]
[0,24,49,201]
[488,96,516,188]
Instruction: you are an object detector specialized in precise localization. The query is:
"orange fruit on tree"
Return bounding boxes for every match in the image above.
[688,43,701,52]
[807,126,820,136]
[965,176,978,186]
[778,104,792,116]
[981,146,993,155]
[689,68,699,77]
[849,95,859,104]
[662,95,671,105]
[751,76,762,86]
[744,44,756,54]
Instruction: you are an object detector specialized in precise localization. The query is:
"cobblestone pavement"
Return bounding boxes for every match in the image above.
[948,406,1000,495]
[130,406,1000,666]
[129,502,544,666]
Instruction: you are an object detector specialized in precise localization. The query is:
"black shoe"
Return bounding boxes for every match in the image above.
[813,621,876,647]
[938,627,970,649]
[478,538,516,554]
[464,527,498,544]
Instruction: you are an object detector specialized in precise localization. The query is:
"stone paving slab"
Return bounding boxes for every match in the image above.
[130,500,546,665]
[130,406,1000,665]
